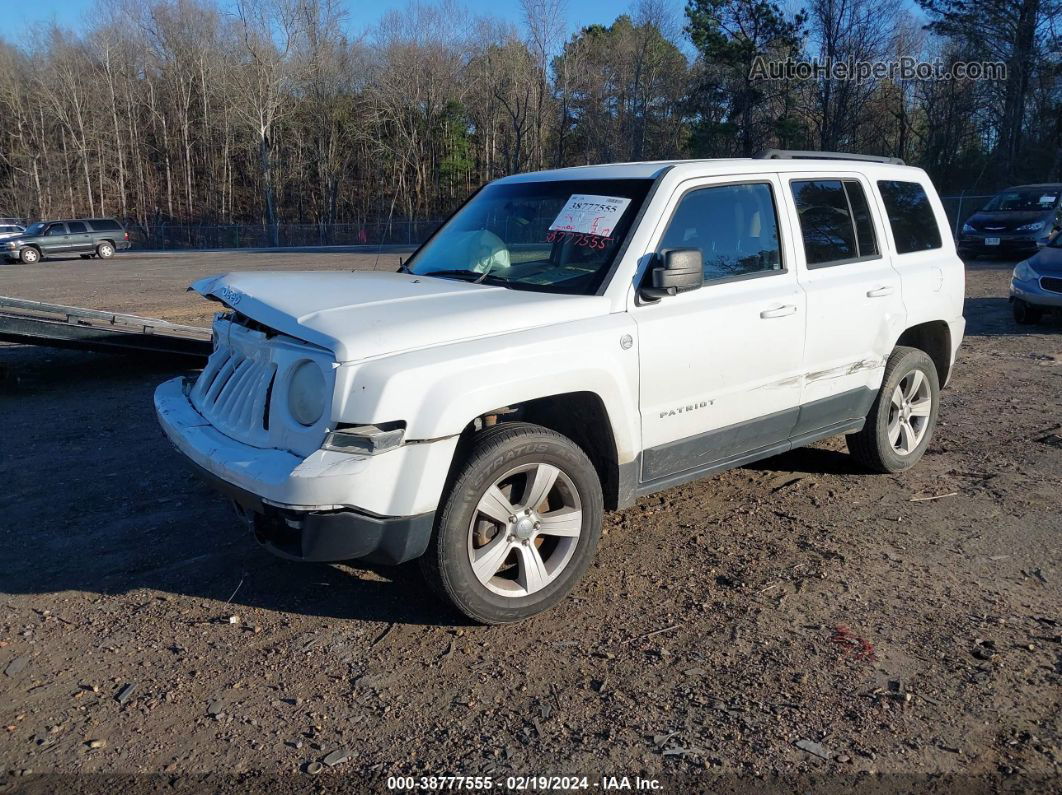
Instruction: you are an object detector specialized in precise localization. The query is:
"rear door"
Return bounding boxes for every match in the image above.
[873,179,962,337]
[779,173,907,438]
[65,221,92,252]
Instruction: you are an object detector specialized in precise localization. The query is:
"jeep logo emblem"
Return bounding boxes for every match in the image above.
[216,286,242,306]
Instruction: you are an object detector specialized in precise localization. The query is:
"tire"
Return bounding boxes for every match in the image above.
[18,247,39,264]
[1012,299,1042,325]
[96,241,115,259]
[846,346,940,474]
[420,422,604,624]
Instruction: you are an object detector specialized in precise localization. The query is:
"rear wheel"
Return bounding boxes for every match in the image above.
[1012,299,1042,325]
[96,242,115,259]
[18,247,39,264]
[847,346,940,474]
[420,422,603,624]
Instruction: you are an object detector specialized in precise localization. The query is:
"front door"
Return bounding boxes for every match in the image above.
[41,222,70,254]
[632,176,806,488]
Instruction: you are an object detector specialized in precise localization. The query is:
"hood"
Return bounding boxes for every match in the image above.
[1029,243,1062,276]
[966,210,1053,231]
[191,271,611,362]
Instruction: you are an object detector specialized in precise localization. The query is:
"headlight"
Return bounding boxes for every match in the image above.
[1016,221,1045,232]
[323,422,406,455]
[961,223,975,234]
[4,241,16,248]
[287,360,326,426]
[1013,260,1038,281]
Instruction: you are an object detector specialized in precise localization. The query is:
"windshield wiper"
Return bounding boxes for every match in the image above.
[421,269,510,287]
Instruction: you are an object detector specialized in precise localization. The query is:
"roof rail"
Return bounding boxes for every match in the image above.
[755,149,905,166]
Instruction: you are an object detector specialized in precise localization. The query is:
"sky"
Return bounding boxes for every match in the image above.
[0,0,688,40]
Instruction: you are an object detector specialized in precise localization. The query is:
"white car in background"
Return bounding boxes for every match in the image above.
[0,224,25,241]
[156,151,966,624]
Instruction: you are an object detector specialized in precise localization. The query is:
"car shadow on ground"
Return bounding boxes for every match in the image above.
[0,344,466,627]
[744,446,863,476]
[964,296,1061,336]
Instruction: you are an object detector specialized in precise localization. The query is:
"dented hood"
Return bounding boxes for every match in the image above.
[191,271,610,362]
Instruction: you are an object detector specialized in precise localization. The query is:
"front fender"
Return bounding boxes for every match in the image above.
[331,313,641,465]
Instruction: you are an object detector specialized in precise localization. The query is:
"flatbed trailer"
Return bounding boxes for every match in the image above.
[0,296,211,360]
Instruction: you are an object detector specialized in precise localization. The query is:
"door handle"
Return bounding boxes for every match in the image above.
[759,304,798,319]
[866,285,895,298]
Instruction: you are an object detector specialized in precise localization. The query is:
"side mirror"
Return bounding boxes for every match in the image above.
[640,249,704,300]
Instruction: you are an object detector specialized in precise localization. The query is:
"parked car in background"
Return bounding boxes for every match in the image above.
[958,184,1062,257]
[1,218,130,264]
[1010,231,1062,323]
[0,223,25,240]
[156,151,965,624]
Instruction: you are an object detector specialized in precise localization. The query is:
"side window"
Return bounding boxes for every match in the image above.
[67,221,87,234]
[877,180,943,253]
[791,179,879,266]
[46,223,67,236]
[845,181,878,258]
[657,182,783,282]
[89,219,121,231]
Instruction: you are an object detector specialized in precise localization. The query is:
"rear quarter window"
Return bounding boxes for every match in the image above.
[88,219,122,232]
[877,181,943,254]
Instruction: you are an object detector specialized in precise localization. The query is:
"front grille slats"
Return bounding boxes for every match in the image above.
[245,364,277,431]
[192,344,277,442]
[189,318,330,455]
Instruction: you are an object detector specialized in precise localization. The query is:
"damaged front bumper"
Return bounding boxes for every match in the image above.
[154,376,443,564]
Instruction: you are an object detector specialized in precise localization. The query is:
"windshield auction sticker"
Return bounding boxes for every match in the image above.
[549,194,632,238]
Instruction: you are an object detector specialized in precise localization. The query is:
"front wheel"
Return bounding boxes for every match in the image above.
[18,247,39,264]
[1012,299,1042,325]
[847,346,940,474]
[96,242,115,259]
[420,422,603,624]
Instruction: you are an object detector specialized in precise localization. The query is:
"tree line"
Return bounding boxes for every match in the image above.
[0,0,1058,242]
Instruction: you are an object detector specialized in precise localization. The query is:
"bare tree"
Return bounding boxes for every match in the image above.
[229,0,300,244]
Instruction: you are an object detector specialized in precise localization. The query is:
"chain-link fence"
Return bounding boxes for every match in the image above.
[939,194,994,237]
[132,219,445,250]
[3,194,1000,251]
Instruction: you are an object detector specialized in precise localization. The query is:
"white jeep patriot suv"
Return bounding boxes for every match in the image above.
[155,151,965,624]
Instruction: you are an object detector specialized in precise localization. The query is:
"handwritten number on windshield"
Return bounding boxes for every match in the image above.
[546,230,612,249]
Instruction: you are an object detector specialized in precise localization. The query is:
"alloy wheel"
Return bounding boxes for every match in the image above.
[466,462,582,598]
[888,369,933,455]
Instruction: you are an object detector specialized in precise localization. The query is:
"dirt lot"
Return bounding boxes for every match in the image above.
[0,249,1059,791]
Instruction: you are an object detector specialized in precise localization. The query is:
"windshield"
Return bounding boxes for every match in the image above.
[982,188,1059,212]
[23,222,46,236]
[407,178,654,294]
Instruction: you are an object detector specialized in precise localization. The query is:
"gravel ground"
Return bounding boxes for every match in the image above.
[0,249,1059,791]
